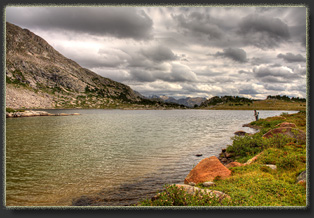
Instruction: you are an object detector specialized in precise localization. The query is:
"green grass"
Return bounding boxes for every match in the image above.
[6,107,25,113]
[199,99,306,111]
[137,111,307,207]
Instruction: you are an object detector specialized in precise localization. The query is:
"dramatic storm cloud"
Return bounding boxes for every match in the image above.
[215,48,248,63]
[6,7,153,40]
[238,14,290,49]
[277,53,306,62]
[6,6,307,99]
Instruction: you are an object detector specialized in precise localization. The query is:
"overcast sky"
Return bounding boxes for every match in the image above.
[6,6,307,99]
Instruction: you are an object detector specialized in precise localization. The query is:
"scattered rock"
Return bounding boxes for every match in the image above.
[234,130,247,136]
[202,182,216,187]
[225,161,244,168]
[184,156,231,184]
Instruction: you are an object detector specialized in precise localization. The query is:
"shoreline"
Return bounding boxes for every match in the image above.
[6,110,80,118]
[136,111,307,207]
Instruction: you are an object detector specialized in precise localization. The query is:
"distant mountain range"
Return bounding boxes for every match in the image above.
[5,22,183,110]
[147,95,207,108]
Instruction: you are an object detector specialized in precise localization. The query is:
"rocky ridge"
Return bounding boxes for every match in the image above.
[6,22,180,110]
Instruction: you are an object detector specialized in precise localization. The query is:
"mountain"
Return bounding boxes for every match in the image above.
[5,22,182,110]
[148,95,207,107]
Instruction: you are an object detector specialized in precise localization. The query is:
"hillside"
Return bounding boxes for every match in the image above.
[198,95,306,111]
[5,22,183,110]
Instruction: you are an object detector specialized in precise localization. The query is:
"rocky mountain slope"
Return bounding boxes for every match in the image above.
[6,22,181,110]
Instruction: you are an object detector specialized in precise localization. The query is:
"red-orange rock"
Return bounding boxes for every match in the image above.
[262,127,306,142]
[184,156,231,184]
[244,152,264,165]
[225,161,244,168]
[276,122,296,128]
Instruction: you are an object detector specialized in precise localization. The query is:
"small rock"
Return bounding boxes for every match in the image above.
[225,161,243,168]
[188,182,196,186]
[297,171,306,182]
[234,130,246,136]
[195,154,203,157]
[264,164,277,170]
[202,182,216,187]
[224,152,233,158]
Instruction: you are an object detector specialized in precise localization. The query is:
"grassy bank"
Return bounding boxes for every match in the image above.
[137,111,307,206]
[199,99,306,111]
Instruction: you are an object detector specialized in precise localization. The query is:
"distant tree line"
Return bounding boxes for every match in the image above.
[200,95,253,107]
[266,95,306,102]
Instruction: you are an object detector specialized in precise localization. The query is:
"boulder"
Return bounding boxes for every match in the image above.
[276,122,296,128]
[184,156,231,184]
[262,127,306,143]
[226,161,244,168]
[174,184,231,201]
[234,130,246,136]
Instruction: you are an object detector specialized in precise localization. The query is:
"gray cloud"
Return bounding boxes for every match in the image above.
[238,14,290,49]
[277,53,306,62]
[263,84,286,91]
[253,65,300,83]
[6,7,153,40]
[141,45,177,62]
[215,48,247,63]
[130,63,197,83]
[238,88,259,95]
[173,12,224,40]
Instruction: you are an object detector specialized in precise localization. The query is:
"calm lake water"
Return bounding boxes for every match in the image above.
[5,109,297,206]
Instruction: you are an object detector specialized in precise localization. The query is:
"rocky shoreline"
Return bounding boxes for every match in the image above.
[137,113,307,206]
[6,110,80,118]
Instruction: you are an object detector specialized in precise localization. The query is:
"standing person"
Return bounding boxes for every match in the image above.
[254,110,259,121]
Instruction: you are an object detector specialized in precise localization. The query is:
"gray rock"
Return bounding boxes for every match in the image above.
[264,164,277,170]
[188,182,196,186]
[297,171,306,182]
[202,182,216,187]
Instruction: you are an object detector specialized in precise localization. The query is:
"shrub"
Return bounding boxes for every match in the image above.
[138,184,226,206]
[277,155,298,169]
